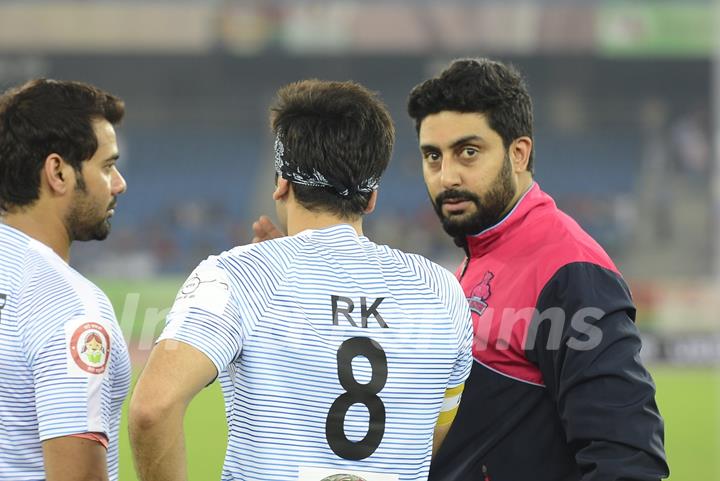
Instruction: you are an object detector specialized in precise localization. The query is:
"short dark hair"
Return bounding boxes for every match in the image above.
[407,58,534,173]
[0,78,125,212]
[270,79,395,219]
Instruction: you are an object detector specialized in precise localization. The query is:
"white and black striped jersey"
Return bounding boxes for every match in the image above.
[0,223,131,481]
[160,224,473,481]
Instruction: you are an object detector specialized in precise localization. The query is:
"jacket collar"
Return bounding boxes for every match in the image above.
[464,182,554,258]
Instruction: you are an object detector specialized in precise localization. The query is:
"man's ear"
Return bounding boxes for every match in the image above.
[364,190,378,215]
[273,177,291,201]
[42,154,74,196]
[510,136,532,173]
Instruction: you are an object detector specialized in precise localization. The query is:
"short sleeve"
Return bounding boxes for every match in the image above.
[157,257,243,376]
[448,291,473,388]
[27,314,115,442]
[526,262,668,480]
[445,273,474,389]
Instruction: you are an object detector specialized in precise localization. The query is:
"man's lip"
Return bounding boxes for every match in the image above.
[442,199,472,212]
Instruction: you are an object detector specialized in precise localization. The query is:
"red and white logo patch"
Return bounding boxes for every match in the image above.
[68,322,111,375]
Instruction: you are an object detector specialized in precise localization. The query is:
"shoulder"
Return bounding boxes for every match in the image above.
[376,243,466,302]
[411,253,462,293]
[221,236,307,271]
[171,240,295,314]
[16,243,121,369]
[546,208,617,270]
[21,241,83,307]
[401,248,459,284]
[519,195,622,294]
[538,261,634,315]
[20,241,113,329]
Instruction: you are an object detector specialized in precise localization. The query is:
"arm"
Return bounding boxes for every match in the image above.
[43,436,108,481]
[527,263,669,481]
[24,309,120,481]
[130,258,243,480]
[433,425,452,458]
[433,384,464,457]
[129,340,217,481]
[433,270,473,457]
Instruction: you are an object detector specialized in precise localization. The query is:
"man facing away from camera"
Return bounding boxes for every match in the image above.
[130,79,474,481]
[406,58,669,481]
[0,79,131,481]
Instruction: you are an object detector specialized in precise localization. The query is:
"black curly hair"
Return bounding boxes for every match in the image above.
[0,79,124,212]
[407,58,534,173]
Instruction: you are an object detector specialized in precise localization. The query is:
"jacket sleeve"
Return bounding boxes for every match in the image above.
[525,262,669,481]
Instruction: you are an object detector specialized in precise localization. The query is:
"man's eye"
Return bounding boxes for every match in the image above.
[462,147,478,157]
[424,152,440,162]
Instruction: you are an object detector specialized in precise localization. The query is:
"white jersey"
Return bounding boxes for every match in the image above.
[160,224,473,481]
[0,223,131,481]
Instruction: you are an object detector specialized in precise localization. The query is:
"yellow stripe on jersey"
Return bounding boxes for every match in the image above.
[437,383,465,426]
[445,384,464,398]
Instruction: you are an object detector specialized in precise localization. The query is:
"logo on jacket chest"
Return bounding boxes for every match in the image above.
[467,271,495,316]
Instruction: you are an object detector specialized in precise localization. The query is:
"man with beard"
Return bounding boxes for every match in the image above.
[406,58,669,481]
[0,79,131,481]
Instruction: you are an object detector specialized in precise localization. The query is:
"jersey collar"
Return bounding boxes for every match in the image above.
[464,182,555,258]
[295,223,362,239]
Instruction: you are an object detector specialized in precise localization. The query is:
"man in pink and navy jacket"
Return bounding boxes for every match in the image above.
[407,58,668,481]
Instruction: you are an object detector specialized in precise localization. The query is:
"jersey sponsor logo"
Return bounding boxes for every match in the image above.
[467,271,494,317]
[299,467,397,481]
[68,321,111,375]
[171,264,230,316]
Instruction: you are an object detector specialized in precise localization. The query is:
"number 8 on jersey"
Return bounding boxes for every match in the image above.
[326,337,388,461]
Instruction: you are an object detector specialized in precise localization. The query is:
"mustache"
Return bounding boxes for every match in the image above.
[435,189,481,206]
[108,198,117,210]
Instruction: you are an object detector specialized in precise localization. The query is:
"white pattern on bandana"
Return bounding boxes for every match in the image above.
[273,132,379,197]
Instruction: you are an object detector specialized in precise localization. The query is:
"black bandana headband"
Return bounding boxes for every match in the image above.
[274,133,379,198]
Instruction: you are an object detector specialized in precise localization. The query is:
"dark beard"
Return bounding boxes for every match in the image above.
[68,210,111,242]
[431,153,516,245]
[66,174,113,242]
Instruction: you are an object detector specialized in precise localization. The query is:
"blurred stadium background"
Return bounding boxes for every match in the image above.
[1,0,718,479]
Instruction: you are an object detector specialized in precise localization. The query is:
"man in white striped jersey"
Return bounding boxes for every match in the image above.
[130,80,473,481]
[0,79,132,481]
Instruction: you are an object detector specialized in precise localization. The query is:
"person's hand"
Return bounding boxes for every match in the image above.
[252,215,285,243]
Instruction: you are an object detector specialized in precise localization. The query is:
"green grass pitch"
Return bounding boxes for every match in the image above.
[96,279,720,480]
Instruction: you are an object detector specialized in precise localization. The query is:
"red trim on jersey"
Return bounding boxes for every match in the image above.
[69,432,108,449]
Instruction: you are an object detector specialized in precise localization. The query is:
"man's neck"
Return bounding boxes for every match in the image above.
[285,205,363,237]
[1,207,71,261]
[500,172,534,219]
